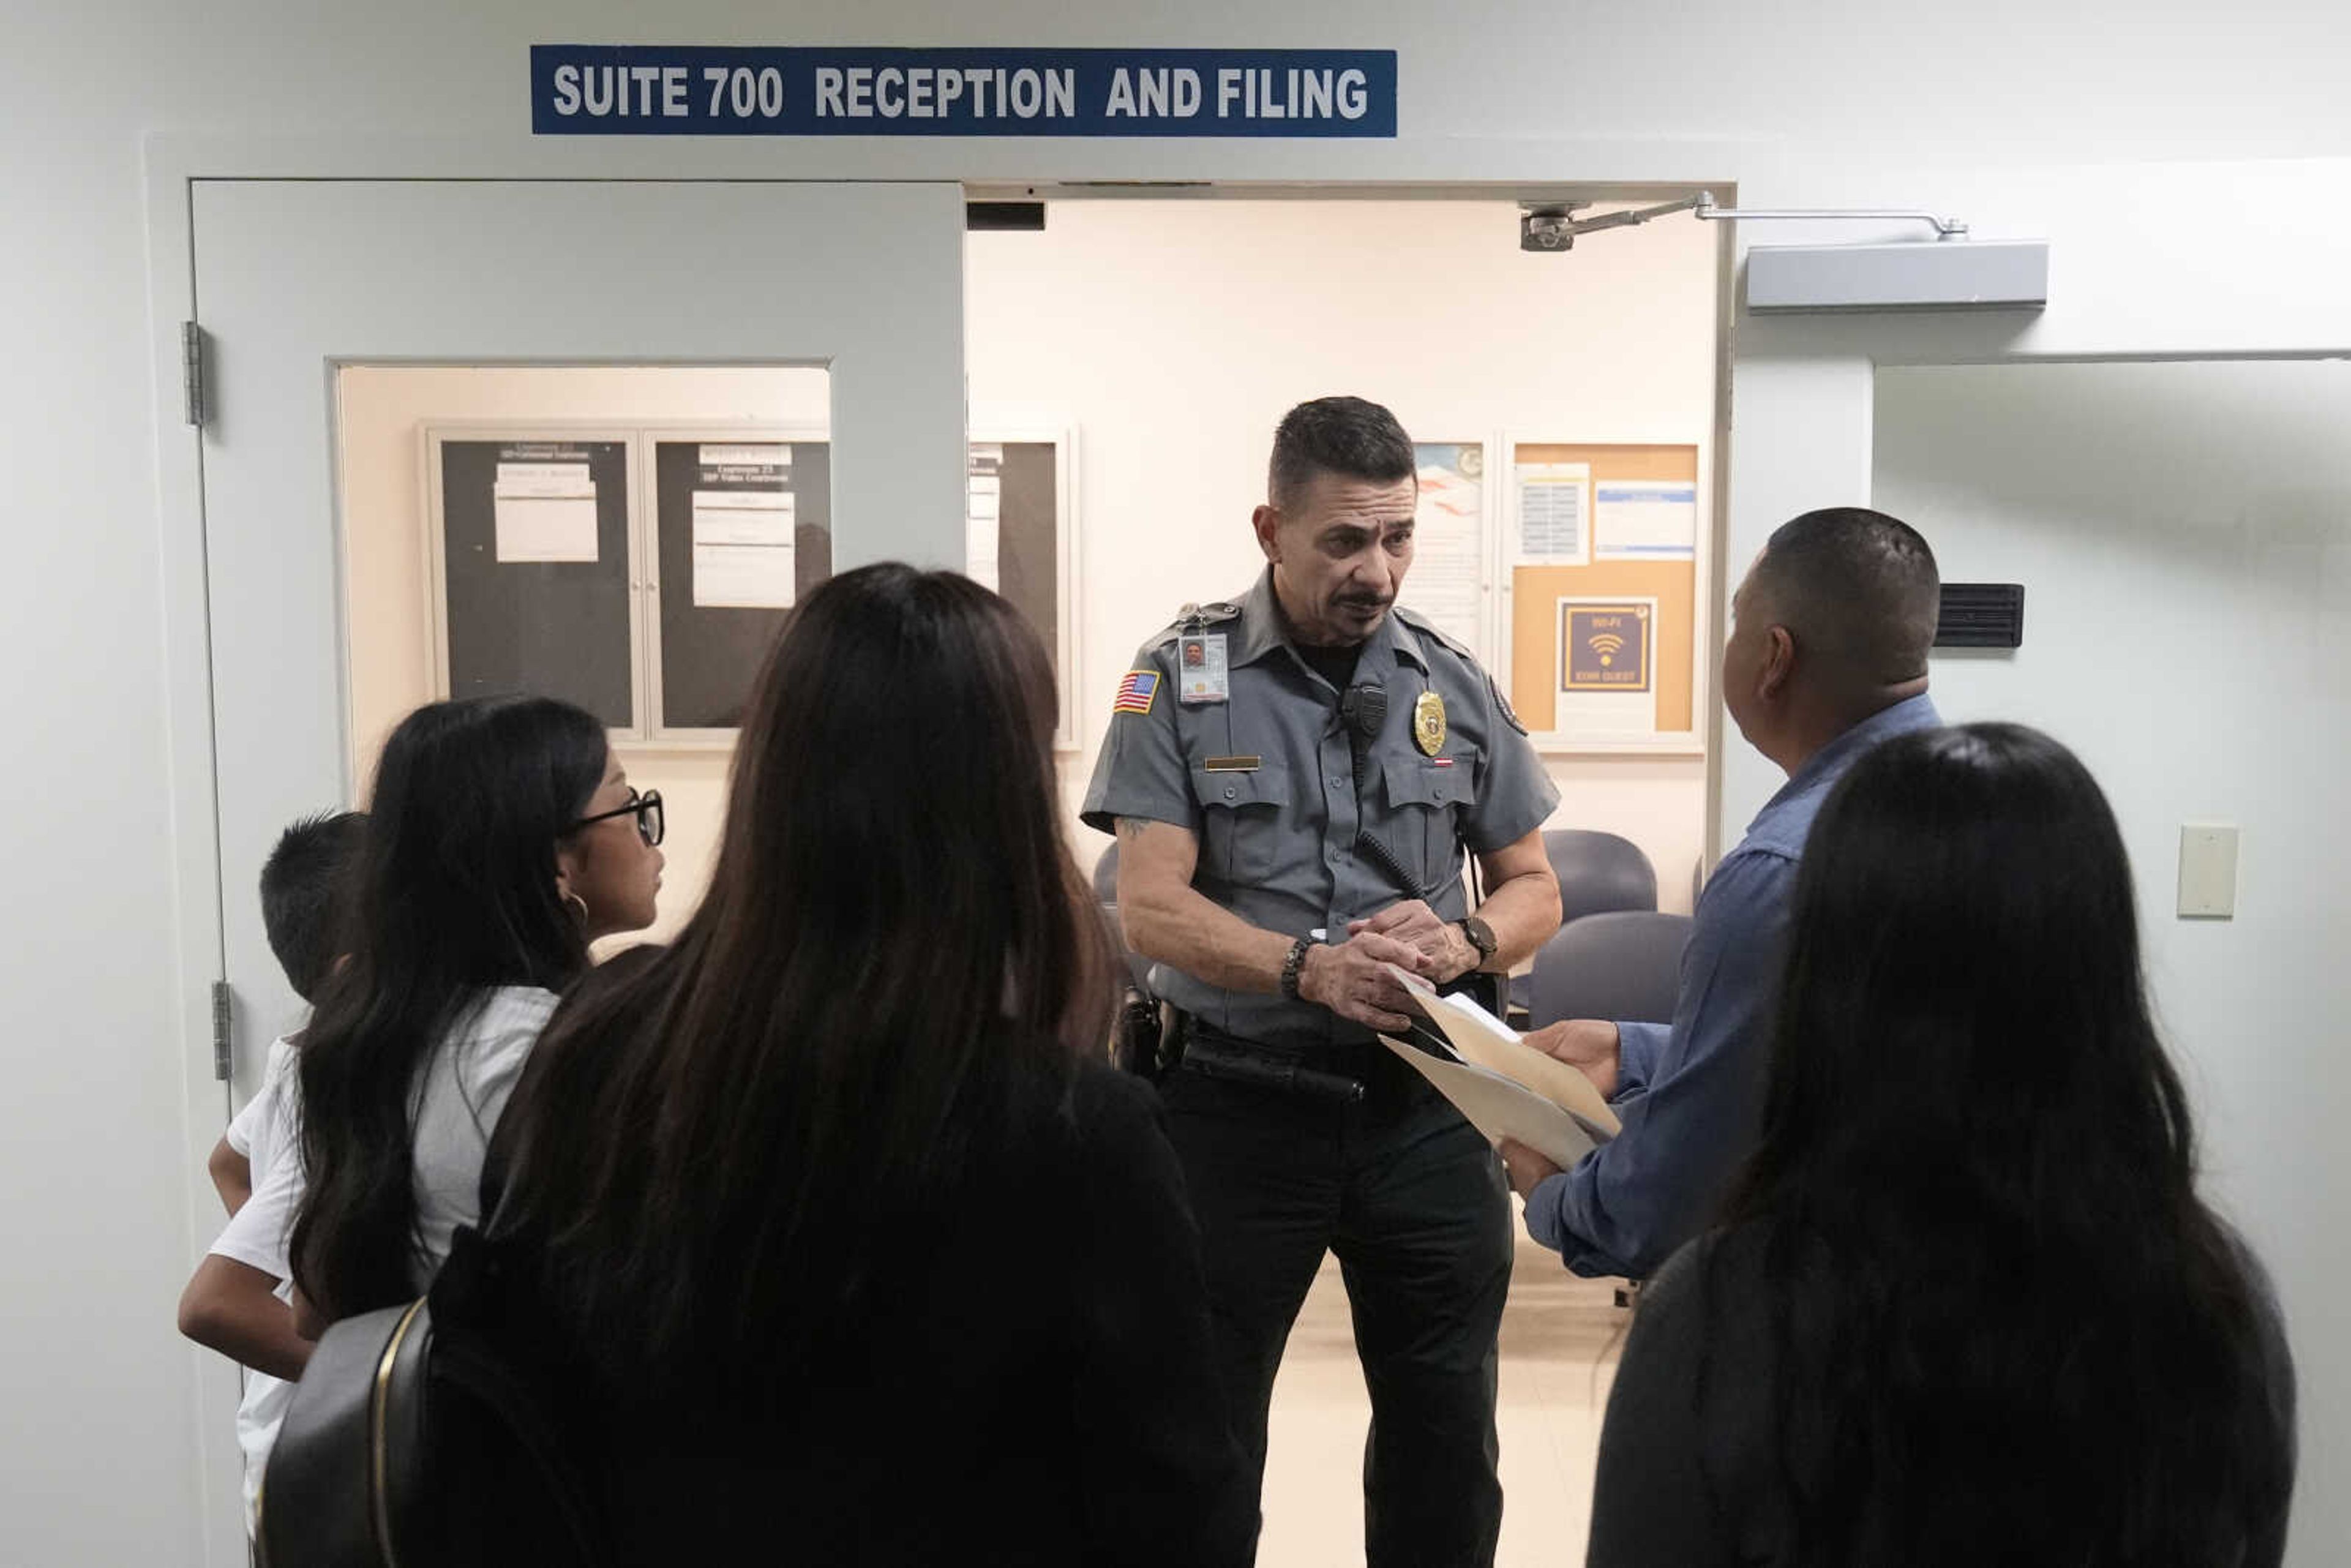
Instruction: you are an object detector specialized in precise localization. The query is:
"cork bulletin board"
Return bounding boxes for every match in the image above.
[1506,443,1701,745]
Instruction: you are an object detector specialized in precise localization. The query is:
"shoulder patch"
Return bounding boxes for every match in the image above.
[1488,673,1529,735]
[1392,606,1478,665]
[1111,669,1160,717]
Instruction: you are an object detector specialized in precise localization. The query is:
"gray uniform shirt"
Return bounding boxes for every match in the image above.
[1082,569,1559,1048]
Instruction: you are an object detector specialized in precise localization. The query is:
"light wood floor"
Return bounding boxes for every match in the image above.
[1257,1212,1629,1567]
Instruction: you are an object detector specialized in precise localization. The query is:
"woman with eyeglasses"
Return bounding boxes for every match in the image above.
[463,565,1253,1566]
[1586,723,2296,1568]
[284,694,664,1334]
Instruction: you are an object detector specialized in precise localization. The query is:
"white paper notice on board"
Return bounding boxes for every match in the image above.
[691,489,795,547]
[693,542,797,609]
[700,442,790,468]
[1594,479,1698,561]
[691,489,796,608]
[967,445,1005,592]
[493,462,599,563]
[1406,443,1486,655]
[1515,461,1590,565]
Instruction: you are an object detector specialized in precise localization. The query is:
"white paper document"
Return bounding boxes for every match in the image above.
[492,462,599,563]
[691,489,797,608]
[1378,964,1619,1168]
[966,472,1002,591]
[691,488,795,546]
[1594,480,1698,561]
[1381,1039,1611,1171]
[1515,460,1591,565]
[1406,443,1486,655]
[692,543,797,609]
[699,443,791,468]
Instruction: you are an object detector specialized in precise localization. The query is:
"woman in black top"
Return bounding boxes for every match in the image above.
[479,565,1253,1566]
[1589,722,2296,1568]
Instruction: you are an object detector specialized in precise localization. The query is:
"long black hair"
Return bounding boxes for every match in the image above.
[1714,722,2293,1566]
[289,694,607,1321]
[489,565,1116,1397]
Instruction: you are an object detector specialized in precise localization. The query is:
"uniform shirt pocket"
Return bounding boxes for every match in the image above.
[1379,753,1475,895]
[1188,757,1294,888]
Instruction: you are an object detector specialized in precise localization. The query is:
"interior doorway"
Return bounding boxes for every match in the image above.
[963,189,1726,1566]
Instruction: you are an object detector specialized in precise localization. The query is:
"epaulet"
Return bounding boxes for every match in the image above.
[1392,605,1477,664]
[1147,599,1243,647]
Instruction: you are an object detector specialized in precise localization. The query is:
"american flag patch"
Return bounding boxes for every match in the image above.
[1112,670,1160,716]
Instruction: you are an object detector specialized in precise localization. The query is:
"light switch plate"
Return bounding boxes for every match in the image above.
[2177,825,2240,920]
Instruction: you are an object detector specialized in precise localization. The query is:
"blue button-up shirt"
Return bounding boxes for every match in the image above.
[1524,692,1943,1277]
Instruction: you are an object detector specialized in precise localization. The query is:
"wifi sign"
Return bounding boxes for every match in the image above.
[1564,604,1652,693]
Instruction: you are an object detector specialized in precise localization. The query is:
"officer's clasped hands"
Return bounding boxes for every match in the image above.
[1344,899,1475,984]
[1296,926,1434,1033]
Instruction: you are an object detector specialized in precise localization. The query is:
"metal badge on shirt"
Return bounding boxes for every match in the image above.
[1177,633,1230,705]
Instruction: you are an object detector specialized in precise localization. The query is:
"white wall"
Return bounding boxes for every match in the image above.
[8,1,2351,1561]
[968,199,1718,904]
[338,365,830,945]
[1872,361,2351,1557]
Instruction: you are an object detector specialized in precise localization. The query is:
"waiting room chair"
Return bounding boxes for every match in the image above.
[1512,831,1661,1019]
[1545,830,1659,925]
[1528,910,1692,1030]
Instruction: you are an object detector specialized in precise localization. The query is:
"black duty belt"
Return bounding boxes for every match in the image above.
[1174,1016,1368,1103]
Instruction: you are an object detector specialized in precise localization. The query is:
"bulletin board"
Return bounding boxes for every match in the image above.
[428,432,637,732]
[650,433,831,734]
[426,422,1079,748]
[1507,443,1701,746]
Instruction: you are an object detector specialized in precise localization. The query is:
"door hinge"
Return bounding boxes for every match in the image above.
[211,980,233,1081]
[181,321,207,430]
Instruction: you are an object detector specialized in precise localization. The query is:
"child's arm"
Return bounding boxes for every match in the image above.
[207,1137,252,1216]
[178,1256,312,1382]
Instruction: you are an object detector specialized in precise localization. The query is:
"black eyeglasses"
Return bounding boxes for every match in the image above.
[572,787,664,848]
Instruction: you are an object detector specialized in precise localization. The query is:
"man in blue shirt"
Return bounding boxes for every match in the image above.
[1502,508,1944,1278]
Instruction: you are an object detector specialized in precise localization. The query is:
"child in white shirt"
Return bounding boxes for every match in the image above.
[178,810,365,1535]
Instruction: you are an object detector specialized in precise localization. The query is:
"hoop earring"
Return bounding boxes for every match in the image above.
[562,891,590,929]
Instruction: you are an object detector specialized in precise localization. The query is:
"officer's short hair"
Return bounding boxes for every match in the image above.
[1269,396,1416,510]
[1749,508,1941,692]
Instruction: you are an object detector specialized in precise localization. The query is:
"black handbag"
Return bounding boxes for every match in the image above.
[258,1232,607,1567]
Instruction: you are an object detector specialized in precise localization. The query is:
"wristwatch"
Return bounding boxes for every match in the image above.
[1456,915,1498,969]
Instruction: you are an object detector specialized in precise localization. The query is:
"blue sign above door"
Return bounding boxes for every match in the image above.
[532,47,1398,137]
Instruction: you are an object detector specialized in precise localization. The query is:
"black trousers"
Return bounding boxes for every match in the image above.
[1159,1042,1513,1568]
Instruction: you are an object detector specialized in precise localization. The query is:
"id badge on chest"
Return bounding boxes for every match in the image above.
[1177,633,1231,705]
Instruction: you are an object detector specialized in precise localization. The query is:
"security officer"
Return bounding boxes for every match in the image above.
[1082,397,1562,1567]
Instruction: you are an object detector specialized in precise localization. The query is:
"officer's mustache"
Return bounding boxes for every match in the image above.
[1335,592,1393,611]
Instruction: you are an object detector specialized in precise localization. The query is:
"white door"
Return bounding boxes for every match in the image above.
[184,178,964,1553]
